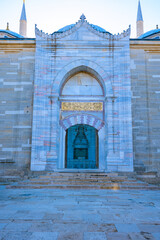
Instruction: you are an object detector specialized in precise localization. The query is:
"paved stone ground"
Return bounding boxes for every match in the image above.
[0,186,160,240]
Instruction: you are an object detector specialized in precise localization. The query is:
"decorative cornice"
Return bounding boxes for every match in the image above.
[35,16,131,41]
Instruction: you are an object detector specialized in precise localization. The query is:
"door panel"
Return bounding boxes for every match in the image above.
[65,124,98,169]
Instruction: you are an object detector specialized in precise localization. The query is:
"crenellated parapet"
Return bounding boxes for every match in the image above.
[35,15,131,41]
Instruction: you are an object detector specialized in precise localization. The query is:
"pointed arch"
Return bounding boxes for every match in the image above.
[51,59,113,97]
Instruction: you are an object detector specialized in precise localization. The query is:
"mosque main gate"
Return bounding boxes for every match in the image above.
[31,16,133,172]
[65,124,98,169]
[58,69,105,170]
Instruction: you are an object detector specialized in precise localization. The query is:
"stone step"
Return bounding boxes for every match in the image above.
[7,185,108,190]
[33,177,131,182]
[136,171,157,177]
[0,176,21,182]
[6,185,117,189]
[7,183,159,190]
[0,182,10,185]
[42,172,120,177]
[38,175,129,180]
[9,178,150,188]
[23,178,146,185]
[13,181,147,187]
[25,176,140,183]
[6,172,160,190]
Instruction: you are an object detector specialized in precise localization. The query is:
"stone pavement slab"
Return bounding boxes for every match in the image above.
[106,232,131,240]
[0,223,8,230]
[0,187,160,239]
[57,232,83,240]
[128,232,156,240]
[84,232,107,240]
[3,221,31,232]
[30,232,58,240]
[0,231,32,240]
[152,233,160,240]
[115,223,140,233]
[138,224,160,233]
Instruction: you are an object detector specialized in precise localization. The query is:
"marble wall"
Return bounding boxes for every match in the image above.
[31,20,133,172]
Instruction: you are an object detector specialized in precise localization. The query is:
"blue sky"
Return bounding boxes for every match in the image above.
[0,0,160,38]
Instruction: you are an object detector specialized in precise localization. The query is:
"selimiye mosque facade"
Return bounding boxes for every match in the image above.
[0,1,160,174]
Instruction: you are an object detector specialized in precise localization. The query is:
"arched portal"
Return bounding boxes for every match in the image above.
[65,124,98,169]
[58,66,106,171]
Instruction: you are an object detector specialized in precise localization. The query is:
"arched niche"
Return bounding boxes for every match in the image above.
[61,72,104,96]
[54,63,110,97]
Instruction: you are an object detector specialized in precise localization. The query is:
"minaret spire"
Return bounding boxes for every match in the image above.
[19,0,27,37]
[136,0,144,37]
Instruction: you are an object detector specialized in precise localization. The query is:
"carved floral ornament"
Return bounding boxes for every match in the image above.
[35,14,131,40]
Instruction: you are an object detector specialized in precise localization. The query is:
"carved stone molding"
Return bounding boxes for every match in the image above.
[35,15,131,41]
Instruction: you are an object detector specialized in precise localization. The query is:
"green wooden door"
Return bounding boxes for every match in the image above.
[65,124,98,169]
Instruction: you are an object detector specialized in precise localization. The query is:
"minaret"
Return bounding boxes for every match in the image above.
[6,23,9,31]
[136,0,144,38]
[19,0,27,37]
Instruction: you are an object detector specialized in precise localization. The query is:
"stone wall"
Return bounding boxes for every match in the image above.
[0,39,35,172]
[130,40,160,174]
[0,37,159,175]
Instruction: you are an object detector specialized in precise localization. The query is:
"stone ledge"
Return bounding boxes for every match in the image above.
[0,159,15,163]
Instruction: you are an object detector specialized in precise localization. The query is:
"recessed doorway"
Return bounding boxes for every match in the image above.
[65,124,98,169]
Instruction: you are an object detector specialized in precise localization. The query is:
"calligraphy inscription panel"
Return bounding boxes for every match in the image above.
[61,102,103,111]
